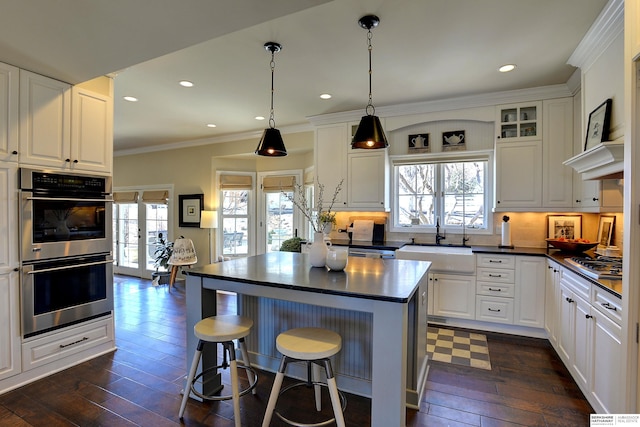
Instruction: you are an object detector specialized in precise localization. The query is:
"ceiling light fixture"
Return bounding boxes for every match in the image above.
[123,96,138,102]
[255,41,287,157]
[320,93,332,99]
[179,80,194,87]
[207,123,216,128]
[352,14,388,149]
[498,64,516,73]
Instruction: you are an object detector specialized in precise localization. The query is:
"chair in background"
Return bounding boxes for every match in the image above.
[168,238,197,290]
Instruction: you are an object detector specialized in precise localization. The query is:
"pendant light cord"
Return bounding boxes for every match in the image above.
[269,51,276,129]
[366,28,375,116]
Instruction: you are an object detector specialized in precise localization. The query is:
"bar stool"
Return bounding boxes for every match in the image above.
[262,327,346,427]
[179,315,258,427]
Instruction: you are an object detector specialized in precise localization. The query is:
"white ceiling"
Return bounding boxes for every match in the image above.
[0,0,609,154]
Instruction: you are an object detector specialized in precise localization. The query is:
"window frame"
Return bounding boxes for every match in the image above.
[389,150,494,235]
[217,171,255,258]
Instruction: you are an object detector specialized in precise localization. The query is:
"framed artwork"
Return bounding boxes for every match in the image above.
[584,98,612,151]
[179,194,204,227]
[597,215,615,248]
[547,215,582,240]
[442,130,466,151]
[408,133,429,152]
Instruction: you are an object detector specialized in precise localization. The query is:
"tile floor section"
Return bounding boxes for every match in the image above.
[427,326,492,370]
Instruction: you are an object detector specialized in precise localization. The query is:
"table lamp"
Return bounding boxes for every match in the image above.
[200,210,218,264]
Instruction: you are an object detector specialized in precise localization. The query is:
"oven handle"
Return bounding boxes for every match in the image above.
[26,259,113,274]
[25,196,113,203]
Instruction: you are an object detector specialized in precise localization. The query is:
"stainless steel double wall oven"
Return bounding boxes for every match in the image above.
[19,168,114,338]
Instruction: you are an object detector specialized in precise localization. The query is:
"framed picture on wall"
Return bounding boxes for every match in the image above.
[597,215,615,248]
[547,215,582,240]
[584,98,612,151]
[179,194,204,227]
[408,133,429,152]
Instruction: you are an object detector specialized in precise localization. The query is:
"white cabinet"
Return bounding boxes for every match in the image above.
[514,256,546,328]
[495,140,542,209]
[18,70,72,169]
[496,102,541,141]
[315,122,389,211]
[347,151,389,209]
[544,259,562,346]
[0,62,19,163]
[542,98,573,208]
[553,266,623,414]
[17,71,112,174]
[430,273,476,320]
[495,99,574,211]
[0,163,19,381]
[573,178,623,212]
[0,270,20,381]
[315,124,347,207]
[70,86,113,174]
[475,254,515,324]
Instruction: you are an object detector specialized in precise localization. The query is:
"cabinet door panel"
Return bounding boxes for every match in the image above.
[495,141,542,208]
[0,62,18,162]
[590,311,623,413]
[514,257,545,328]
[348,153,386,208]
[432,274,475,320]
[0,272,20,381]
[71,87,112,173]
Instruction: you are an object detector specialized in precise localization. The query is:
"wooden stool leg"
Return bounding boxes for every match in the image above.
[179,340,203,419]
[169,265,179,290]
[312,362,322,411]
[324,360,345,427]
[262,357,287,427]
[238,338,257,395]
[224,342,241,427]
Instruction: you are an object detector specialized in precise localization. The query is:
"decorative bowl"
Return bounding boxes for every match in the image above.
[546,238,598,253]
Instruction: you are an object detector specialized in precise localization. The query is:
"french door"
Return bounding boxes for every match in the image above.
[113,188,171,278]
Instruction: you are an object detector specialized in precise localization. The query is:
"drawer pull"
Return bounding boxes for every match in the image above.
[59,337,89,349]
[488,308,501,312]
[585,314,593,319]
[601,302,618,311]
[565,297,574,303]
[488,274,502,278]
[489,260,502,263]
[488,288,502,292]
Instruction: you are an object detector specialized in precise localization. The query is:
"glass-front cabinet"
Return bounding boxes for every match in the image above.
[496,102,541,141]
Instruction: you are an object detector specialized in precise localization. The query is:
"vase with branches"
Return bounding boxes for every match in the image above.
[284,178,343,233]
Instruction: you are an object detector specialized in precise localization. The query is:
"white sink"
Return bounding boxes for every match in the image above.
[395,245,475,274]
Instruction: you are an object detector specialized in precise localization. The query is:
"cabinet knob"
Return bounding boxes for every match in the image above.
[497,200,501,204]
[65,158,71,163]
[11,150,17,155]
[575,199,581,203]
[592,197,599,202]
[585,314,593,319]
[73,159,78,163]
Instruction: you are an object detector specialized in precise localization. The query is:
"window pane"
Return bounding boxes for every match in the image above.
[266,191,294,252]
[443,161,485,228]
[222,217,248,256]
[116,203,138,268]
[397,164,435,225]
[222,190,248,215]
[146,204,168,270]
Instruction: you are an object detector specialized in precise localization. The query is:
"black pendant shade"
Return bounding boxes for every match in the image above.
[255,128,287,156]
[352,115,388,149]
[351,14,388,150]
[255,41,287,157]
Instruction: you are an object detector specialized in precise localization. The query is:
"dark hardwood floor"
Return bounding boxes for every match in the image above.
[0,275,593,426]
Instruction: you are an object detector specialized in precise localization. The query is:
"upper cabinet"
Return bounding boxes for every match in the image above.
[495,98,574,211]
[0,62,19,163]
[495,102,541,142]
[16,70,113,174]
[315,122,389,211]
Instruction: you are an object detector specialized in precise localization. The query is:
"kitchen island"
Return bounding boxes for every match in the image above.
[184,252,430,427]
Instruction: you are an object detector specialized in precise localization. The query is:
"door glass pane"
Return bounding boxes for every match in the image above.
[396,164,435,226]
[266,191,294,252]
[116,203,138,268]
[222,189,249,256]
[146,204,168,271]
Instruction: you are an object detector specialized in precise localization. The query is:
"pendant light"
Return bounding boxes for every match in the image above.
[352,15,388,149]
[255,42,287,156]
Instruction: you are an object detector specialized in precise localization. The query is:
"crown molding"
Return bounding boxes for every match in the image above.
[567,0,624,71]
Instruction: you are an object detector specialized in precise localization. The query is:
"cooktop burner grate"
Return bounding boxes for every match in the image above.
[567,256,622,280]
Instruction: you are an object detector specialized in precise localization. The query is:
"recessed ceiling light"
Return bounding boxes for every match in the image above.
[498,64,516,73]
[179,80,194,87]
[123,96,138,102]
[320,93,332,99]
[255,116,265,121]
[207,123,217,128]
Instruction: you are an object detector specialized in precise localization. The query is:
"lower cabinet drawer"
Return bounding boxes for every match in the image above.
[476,296,514,324]
[476,281,515,297]
[476,268,515,284]
[592,286,622,325]
[22,316,114,371]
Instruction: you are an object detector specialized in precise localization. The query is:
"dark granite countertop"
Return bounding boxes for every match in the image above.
[186,252,431,303]
[329,238,408,251]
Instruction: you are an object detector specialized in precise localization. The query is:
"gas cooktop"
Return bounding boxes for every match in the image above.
[566,256,622,280]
